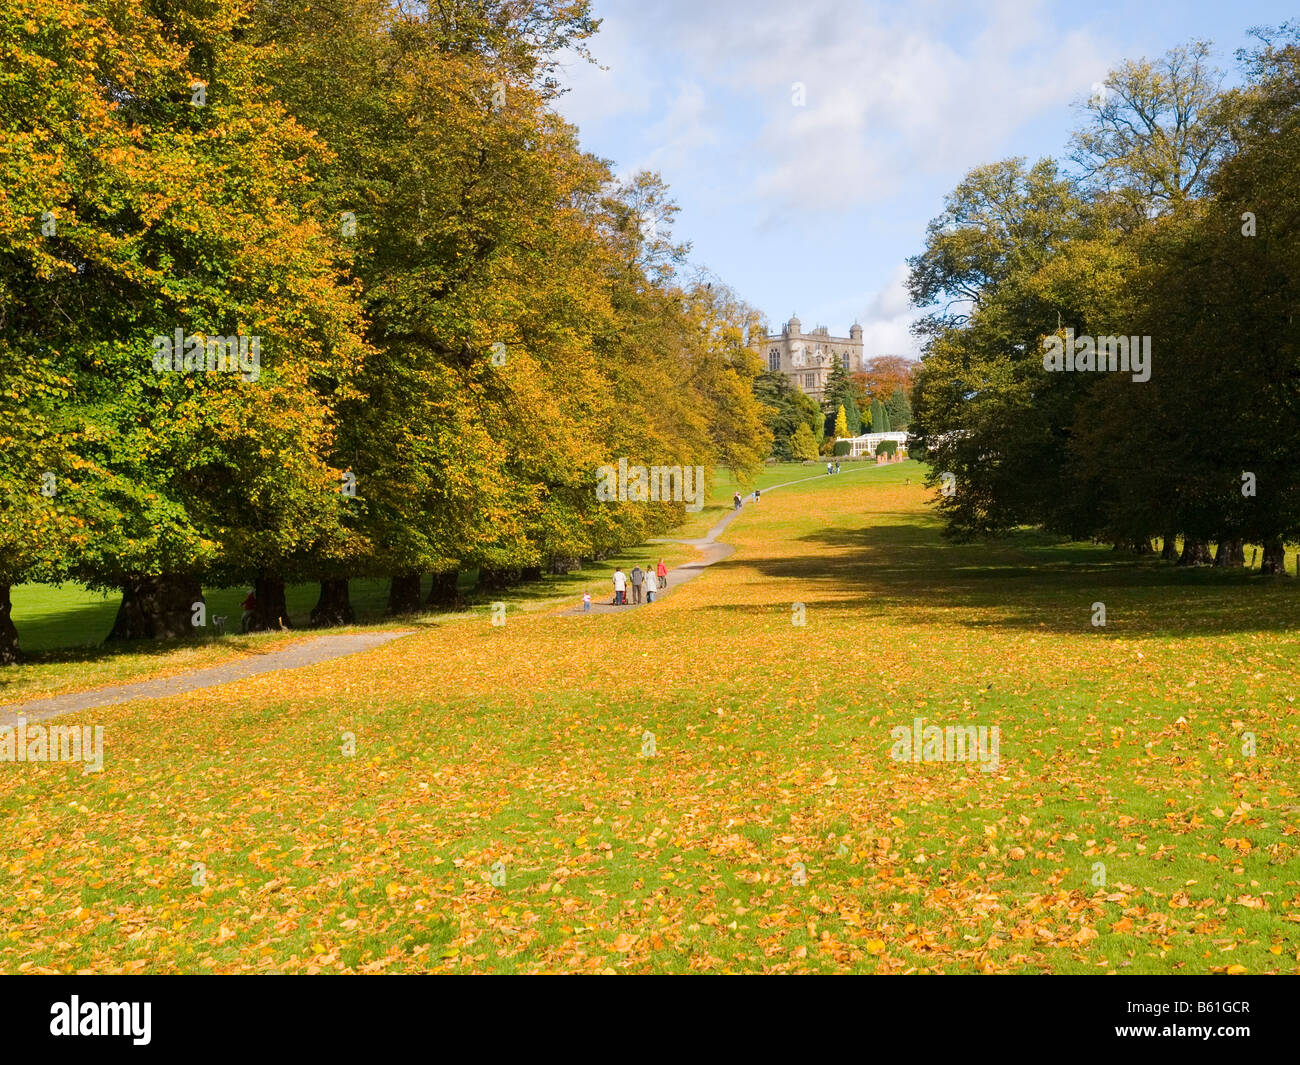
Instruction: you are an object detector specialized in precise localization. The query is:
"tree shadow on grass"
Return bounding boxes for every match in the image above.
[716,513,1300,638]
[1,578,429,694]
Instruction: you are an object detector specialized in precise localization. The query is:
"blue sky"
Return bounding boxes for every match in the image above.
[552,0,1294,356]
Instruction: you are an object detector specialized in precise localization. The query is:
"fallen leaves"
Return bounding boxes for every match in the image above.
[1,472,1298,974]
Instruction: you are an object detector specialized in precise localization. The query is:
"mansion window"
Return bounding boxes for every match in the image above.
[769,348,781,371]
[841,352,850,369]
[804,373,815,388]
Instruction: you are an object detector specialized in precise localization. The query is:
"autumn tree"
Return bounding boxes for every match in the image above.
[833,405,849,439]
[1071,41,1233,217]
[854,355,916,407]
[1,0,370,641]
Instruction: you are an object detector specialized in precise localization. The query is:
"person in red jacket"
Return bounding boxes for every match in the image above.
[656,558,667,590]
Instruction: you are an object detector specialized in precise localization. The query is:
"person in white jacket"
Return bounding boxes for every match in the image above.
[612,567,627,605]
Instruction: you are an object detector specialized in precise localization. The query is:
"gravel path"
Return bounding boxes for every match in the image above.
[0,630,415,727]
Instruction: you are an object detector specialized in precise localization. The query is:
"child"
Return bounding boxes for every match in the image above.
[582,592,591,613]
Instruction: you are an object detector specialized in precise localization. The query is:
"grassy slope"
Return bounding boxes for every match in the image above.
[2,461,1299,973]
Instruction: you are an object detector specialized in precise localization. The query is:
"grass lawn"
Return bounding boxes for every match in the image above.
[2,462,1299,973]
[673,457,895,540]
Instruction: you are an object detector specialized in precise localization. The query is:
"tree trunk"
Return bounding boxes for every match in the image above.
[549,556,580,575]
[310,579,354,627]
[1160,533,1179,562]
[0,584,19,665]
[248,576,291,631]
[1177,538,1213,567]
[478,567,518,591]
[426,569,461,608]
[106,573,204,641]
[1260,535,1287,576]
[387,572,423,615]
[1214,539,1245,568]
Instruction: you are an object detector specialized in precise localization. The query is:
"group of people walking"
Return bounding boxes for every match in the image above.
[827,461,841,474]
[603,559,668,607]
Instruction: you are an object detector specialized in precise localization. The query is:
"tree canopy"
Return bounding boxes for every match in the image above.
[0,0,771,657]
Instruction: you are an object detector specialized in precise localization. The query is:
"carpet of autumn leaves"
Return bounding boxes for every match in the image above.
[3,460,1300,973]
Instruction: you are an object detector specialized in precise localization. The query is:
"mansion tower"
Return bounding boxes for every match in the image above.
[763,316,864,401]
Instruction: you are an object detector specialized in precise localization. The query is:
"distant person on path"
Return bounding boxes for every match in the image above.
[754,488,761,503]
[630,564,644,604]
[613,567,627,605]
[835,461,841,474]
[733,491,742,510]
[240,589,256,633]
[827,461,833,474]
[656,558,667,590]
[583,592,591,613]
[645,578,656,603]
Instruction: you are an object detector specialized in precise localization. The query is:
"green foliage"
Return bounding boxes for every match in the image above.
[756,371,821,460]
[908,30,1300,557]
[821,362,862,436]
[0,0,773,655]
[790,422,819,461]
[884,388,912,430]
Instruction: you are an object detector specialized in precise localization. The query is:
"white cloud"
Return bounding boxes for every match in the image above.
[552,0,1123,351]
[858,264,922,357]
[559,0,1108,217]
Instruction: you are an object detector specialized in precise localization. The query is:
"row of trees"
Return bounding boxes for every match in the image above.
[0,0,772,661]
[910,30,1300,573]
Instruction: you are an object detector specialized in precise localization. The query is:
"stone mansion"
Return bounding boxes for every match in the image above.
[763,316,865,402]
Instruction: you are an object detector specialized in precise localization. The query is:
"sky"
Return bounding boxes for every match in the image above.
[551,0,1295,356]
